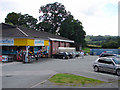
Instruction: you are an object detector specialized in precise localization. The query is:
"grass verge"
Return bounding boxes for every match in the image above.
[49,73,105,87]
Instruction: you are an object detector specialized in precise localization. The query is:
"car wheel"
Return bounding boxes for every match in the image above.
[116,69,120,76]
[63,56,65,59]
[94,66,99,72]
[67,56,69,59]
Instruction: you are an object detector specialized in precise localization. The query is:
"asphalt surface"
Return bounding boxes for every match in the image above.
[1,56,120,88]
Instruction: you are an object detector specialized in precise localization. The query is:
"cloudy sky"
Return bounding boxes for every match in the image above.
[0,0,118,36]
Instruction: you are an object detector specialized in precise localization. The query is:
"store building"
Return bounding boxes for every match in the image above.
[0,23,74,61]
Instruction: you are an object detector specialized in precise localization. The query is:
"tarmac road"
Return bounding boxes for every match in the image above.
[2,56,120,88]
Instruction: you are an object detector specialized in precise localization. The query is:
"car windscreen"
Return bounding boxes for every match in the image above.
[115,55,120,58]
[113,58,120,64]
[100,54,114,57]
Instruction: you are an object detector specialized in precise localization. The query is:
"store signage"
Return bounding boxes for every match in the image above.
[44,40,49,46]
[0,38,14,46]
[35,40,44,46]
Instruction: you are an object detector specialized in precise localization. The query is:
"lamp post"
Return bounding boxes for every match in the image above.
[25,45,30,63]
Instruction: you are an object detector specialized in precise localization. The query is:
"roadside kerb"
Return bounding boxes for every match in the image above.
[30,72,59,88]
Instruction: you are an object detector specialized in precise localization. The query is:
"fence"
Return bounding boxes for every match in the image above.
[90,49,120,55]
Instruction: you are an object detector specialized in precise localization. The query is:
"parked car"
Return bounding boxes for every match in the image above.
[67,52,75,59]
[99,53,115,57]
[114,55,120,58]
[72,52,79,57]
[52,52,69,59]
[71,52,76,58]
[93,57,120,76]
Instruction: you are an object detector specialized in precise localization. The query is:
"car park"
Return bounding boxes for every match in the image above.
[52,52,69,59]
[93,57,120,76]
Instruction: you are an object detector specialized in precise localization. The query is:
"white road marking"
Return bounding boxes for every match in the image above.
[87,71,118,78]
[30,80,47,88]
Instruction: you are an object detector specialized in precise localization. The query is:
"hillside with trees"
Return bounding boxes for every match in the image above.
[85,35,120,49]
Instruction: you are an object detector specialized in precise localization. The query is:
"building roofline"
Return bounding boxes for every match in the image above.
[49,38,74,43]
[0,23,16,28]
[1,23,74,43]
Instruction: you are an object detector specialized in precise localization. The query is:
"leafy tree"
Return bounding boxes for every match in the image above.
[5,12,21,25]
[23,14,38,29]
[5,12,38,29]
[59,15,86,49]
[35,22,52,32]
[39,2,70,33]
[39,2,86,49]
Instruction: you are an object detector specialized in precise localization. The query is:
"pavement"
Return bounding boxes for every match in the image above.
[1,56,120,88]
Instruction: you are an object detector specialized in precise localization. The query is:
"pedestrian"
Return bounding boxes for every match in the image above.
[80,51,84,59]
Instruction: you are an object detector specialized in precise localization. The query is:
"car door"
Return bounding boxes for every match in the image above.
[97,59,106,71]
[58,52,64,59]
[103,58,116,73]
[55,53,60,58]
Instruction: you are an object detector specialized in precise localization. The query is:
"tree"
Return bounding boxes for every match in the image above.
[35,21,52,31]
[5,12,38,29]
[5,12,21,25]
[39,2,86,49]
[59,15,86,49]
[39,2,70,34]
[23,14,38,29]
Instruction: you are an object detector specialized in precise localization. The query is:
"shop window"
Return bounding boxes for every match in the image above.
[2,46,9,51]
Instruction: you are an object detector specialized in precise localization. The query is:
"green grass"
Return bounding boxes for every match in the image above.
[82,48,90,54]
[49,73,105,86]
[87,44,102,48]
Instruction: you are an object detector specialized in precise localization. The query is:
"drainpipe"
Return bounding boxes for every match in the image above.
[50,40,53,57]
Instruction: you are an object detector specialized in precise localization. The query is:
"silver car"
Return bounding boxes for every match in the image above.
[93,57,120,76]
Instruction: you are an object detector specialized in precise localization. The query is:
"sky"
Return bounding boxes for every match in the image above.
[0,0,119,36]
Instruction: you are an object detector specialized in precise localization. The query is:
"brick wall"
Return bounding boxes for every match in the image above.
[66,42,70,47]
[49,41,71,56]
[60,41,64,47]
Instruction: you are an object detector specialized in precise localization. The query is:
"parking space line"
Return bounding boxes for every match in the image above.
[30,80,47,88]
[87,71,118,78]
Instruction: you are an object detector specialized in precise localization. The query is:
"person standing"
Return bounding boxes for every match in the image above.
[80,51,84,59]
